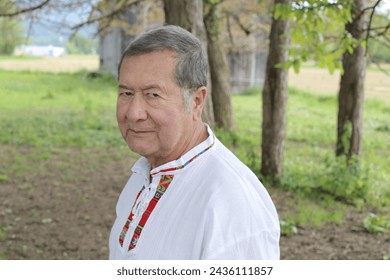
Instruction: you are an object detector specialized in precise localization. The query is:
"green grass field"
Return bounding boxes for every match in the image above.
[0,69,389,209]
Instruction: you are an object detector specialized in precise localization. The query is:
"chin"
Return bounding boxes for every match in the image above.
[127,143,152,157]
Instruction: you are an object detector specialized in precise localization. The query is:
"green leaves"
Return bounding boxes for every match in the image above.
[318,154,371,208]
[274,3,292,20]
[275,0,360,74]
[363,213,390,234]
[280,220,298,236]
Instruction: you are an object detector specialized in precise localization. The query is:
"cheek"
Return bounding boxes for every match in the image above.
[159,111,191,136]
[116,100,126,119]
[116,105,127,132]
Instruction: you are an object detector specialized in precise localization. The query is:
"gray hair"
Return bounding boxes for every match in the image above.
[117,25,208,110]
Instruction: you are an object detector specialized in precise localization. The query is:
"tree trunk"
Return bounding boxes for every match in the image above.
[204,1,235,129]
[336,0,368,160]
[261,0,291,178]
[163,0,215,126]
[99,4,139,76]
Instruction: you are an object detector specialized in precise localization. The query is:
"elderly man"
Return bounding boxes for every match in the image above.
[109,25,280,260]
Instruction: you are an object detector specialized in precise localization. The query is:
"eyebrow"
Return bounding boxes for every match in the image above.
[118,84,131,90]
[118,83,161,91]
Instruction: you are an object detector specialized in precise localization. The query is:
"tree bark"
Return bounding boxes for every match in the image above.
[98,3,139,76]
[204,1,235,129]
[163,0,215,126]
[261,0,291,178]
[336,0,369,160]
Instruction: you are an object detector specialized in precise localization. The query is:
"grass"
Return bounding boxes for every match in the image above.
[223,86,390,208]
[0,68,389,227]
[0,70,121,147]
[0,55,42,61]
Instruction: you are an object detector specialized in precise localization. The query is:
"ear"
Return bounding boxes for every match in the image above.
[192,86,207,121]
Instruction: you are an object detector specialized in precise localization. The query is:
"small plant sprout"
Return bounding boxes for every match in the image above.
[280,220,298,236]
[362,213,390,234]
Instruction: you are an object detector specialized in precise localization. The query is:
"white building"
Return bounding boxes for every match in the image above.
[16,45,66,57]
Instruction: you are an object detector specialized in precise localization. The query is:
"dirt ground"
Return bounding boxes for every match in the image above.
[1,145,389,260]
[1,58,389,259]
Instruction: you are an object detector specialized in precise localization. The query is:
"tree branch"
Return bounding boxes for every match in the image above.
[231,13,251,36]
[358,0,382,17]
[71,0,141,31]
[364,0,382,55]
[0,0,51,17]
[372,60,390,76]
[367,22,390,38]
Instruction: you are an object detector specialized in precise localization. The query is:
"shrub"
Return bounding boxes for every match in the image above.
[319,155,371,207]
[362,213,390,234]
[280,220,298,236]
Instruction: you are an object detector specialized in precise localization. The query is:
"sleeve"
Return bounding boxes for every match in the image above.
[201,229,280,260]
[199,174,280,260]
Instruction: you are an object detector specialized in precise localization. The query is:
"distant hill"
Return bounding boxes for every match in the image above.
[23,15,97,47]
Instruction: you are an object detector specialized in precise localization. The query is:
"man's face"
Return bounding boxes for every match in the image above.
[117,50,197,168]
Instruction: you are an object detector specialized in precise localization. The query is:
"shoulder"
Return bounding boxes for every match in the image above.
[197,138,278,218]
[198,139,280,259]
[201,138,261,190]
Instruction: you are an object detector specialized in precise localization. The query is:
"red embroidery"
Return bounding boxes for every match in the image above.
[150,142,214,176]
[119,140,213,251]
[119,186,144,247]
[119,175,174,251]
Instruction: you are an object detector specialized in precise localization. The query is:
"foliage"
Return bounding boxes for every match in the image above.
[369,39,390,63]
[215,128,260,172]
[274,0,353,73]
[279,196,345,229]
[274,0,390,72]
[362,213,390,234]
[318,155,371,207]
[203,0,222,39]
[65,34,97,55]
[280,220,298,236]
[0,2,25,55]
[0,67,389,209]
[367,14,390,63]
[234,85,390,208]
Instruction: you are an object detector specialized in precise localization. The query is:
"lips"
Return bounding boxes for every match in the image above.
[128,128,153,133]
[125,128,155,139]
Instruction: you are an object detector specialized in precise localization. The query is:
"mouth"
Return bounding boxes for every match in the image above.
[126,128,154,136]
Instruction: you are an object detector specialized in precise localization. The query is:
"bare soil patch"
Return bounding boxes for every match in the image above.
[0,145,388,260]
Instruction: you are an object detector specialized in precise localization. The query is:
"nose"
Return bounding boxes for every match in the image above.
[125,94,148,122]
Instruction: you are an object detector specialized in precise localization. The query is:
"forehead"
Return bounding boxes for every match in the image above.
[118,50,178,90]
[120,50,176,74]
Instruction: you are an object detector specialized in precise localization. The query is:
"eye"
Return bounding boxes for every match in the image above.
[123,91,133,97]
[147,92,160,98]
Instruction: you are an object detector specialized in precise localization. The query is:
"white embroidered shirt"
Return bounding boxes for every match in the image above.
[109,125,280,259]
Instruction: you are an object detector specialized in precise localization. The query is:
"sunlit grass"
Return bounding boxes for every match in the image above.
[227,86,390,207]
[0,69,389,208]
[0,70,121,147]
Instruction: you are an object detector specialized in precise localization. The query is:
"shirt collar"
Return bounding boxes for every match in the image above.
[131,124,215,177]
